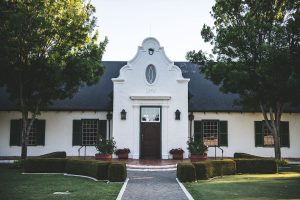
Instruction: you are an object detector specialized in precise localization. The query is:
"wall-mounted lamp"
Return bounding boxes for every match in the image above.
[175,109,181,120]
[148,48,154,55]
[121,109,127,120]
[106,112,112,120]
[188,112,194,121]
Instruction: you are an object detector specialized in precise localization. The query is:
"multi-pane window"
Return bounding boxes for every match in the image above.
[194,120,228,147]
[27,122,37,145]
[255,121,290,147]
[10,119,45,146]
[202,120,218,146]
[82,119,98,146]
[263,123,274,146]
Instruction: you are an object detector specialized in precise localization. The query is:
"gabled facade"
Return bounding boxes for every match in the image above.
[0,37,299,159]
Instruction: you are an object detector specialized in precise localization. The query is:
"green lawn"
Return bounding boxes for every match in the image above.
[184,165,300,200]
[0,164,122,200]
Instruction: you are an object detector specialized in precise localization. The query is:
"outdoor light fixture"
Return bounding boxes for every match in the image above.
[175,109,181,120]
[121,109,127,120]
[106,112,112,120]
[106,111,112,139]
[188,112,194,121]
[148,48,154,55]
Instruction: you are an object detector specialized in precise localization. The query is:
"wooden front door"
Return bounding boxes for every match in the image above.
[140,107,161,159]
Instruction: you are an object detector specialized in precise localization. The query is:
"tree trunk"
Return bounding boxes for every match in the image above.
[21,111,28,159]
[259,102,283,160]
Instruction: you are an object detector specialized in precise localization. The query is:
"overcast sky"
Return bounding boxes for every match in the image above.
[91,0,215,61]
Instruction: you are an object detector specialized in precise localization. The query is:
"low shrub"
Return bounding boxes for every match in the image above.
[39,151,67,158]
[96,162,111,180]
[193,162,212,180]
[24,158,66,173]
[177,163,196,182]
[193,159,236,180]
[276,159,289,167]
[234,152,262,159]
[23,158,127,181]
[9,159,24,169]
[235,159,278,174]
[65,159,112,180]
[108,162,127,182]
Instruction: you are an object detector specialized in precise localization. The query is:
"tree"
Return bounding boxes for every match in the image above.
[187,0,300,159]
[0,0,108,159]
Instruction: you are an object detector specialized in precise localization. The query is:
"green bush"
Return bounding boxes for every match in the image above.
[9,159,24,169]
[177,163,196,182]
[66,160,98,179]
[193,160,236,180]
[65,160,112,180]
[108,162,127,182]
[234,152,262,159]
[235,159,278,174]
[193,162,212,180]
[276,159,289,167]
[24,158,66,173]
[96,162,111,180]
[39,151,66,158]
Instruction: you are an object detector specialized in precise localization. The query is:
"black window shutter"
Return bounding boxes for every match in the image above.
[255,121,263,147]
[219,121,228,146]
[36,120,46,146]
[73,120,82,146]
[10,119,22,146]
[280,121,290,147]
[98,120,107,140]
[194,121,202,142]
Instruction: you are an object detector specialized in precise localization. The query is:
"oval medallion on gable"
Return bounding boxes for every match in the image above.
[145,64,156,84]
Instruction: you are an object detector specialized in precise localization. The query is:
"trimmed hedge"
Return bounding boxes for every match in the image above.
[65,159,111,180]
[235,159,278,174]
[234,152,262,159]
[24,158,66,173]
[193,160,236,180]
[39,151,67,158]
[23,158,127,181]
[108,162,127,182]
[177,163,196,182]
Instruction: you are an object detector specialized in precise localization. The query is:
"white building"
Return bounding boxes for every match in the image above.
[0,37,299,159]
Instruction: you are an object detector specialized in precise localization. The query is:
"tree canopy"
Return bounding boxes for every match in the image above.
[0,0,108,158]
[187,0,300,159]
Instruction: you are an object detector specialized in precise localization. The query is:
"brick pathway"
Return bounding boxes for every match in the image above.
[121,170,189,200]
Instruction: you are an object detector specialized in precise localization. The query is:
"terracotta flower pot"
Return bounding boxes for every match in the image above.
[190,154,207,162]
[95,153,112,161]
[172,153,183,160]
[117,153,129,159]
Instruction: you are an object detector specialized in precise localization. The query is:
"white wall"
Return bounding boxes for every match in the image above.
[0,111,299,158]
[112,37,190,159]
[192,112,300,158]
[0,111,110,157]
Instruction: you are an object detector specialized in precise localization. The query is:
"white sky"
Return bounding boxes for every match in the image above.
[91,0,215,61]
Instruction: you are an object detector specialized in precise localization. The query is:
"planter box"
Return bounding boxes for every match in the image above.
[95,153,112,161]
[190,154,207,162]
[172,153,183,160]
[117,153,128,159]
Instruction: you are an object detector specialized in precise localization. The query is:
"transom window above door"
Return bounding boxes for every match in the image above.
[145,64,156,84]
[141,107,160,122]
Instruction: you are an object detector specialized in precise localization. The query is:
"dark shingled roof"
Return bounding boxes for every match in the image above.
[0,61,299,112]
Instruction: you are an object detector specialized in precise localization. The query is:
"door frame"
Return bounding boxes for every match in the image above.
[139,106,162,159]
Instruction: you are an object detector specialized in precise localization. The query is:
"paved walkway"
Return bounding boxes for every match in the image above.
[121,170,189,200]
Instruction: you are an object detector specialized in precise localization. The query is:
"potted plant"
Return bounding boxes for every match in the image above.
[115,148,130,159]
[187,137,208,161]
[95,137,116,161]
[169,148,184,160]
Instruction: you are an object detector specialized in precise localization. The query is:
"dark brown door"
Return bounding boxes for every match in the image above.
[140,107,161,159]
